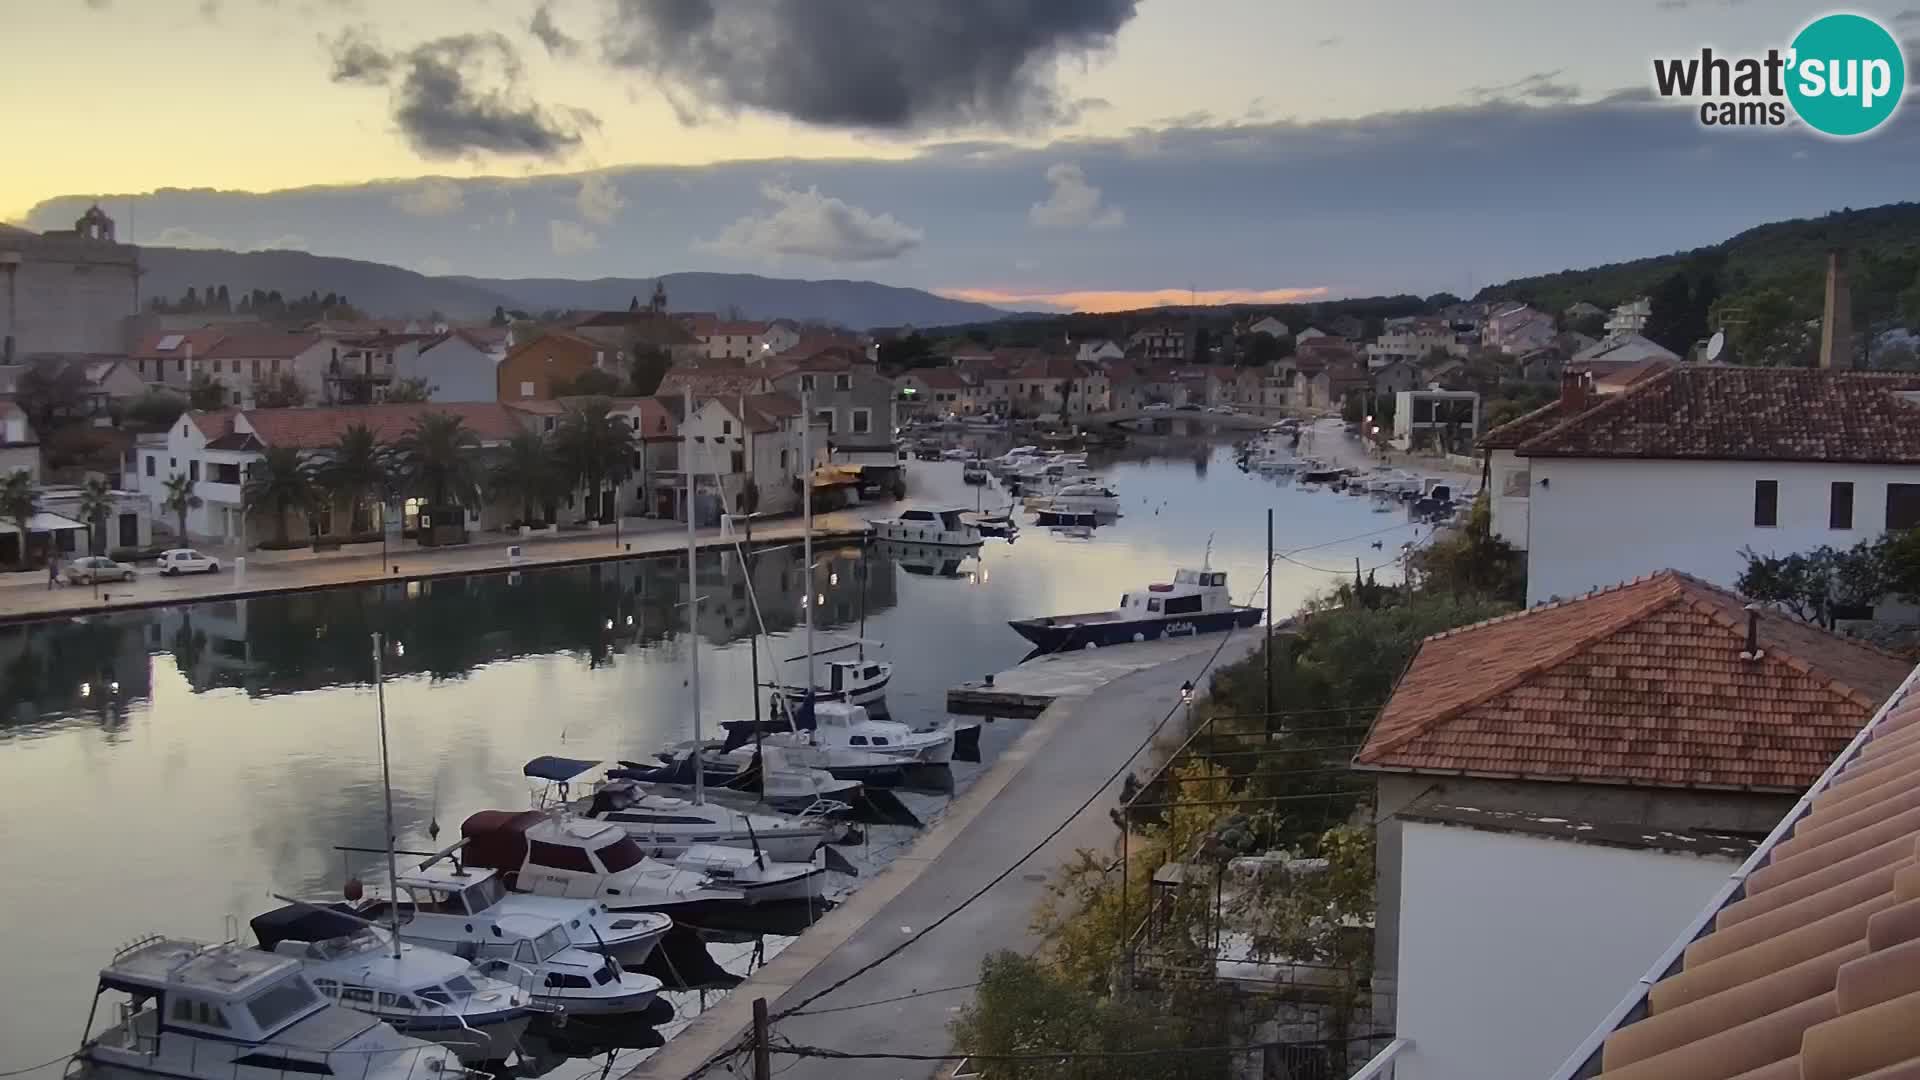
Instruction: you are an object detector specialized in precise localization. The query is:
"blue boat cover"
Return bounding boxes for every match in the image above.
[523,755,602,782]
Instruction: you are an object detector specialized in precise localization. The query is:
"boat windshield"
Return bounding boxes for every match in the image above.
[595,837,645,873]
[244,976,321,1032]
[533,926,570,962]
[311,929,384,960]
[461,877,505,912]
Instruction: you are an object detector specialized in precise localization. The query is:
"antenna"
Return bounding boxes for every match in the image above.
[1704,330,1726,363]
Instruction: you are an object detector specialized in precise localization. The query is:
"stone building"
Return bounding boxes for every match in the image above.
[0,205,140,361]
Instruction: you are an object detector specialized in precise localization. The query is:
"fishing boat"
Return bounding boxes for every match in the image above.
[1008,565,1262,652]
[248,909,537,1062]
[789,700,955,765]
[868,507,983,546]
[968,512,1018,538]
[716,718,908,784]
[70,937,466,1080]
[622,743,865,813]
[772,654,891,708]
[531,756,841,862]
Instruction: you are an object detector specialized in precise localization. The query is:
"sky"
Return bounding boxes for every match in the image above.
[5,0,1918,311]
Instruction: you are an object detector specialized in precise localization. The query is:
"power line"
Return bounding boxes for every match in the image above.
[0,1056,70,1079]
[784,981,980,1018]
[768,1030,1398,1063]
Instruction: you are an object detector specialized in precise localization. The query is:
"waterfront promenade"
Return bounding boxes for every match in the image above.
[0,509,870,623]
[626,631,1262,1080]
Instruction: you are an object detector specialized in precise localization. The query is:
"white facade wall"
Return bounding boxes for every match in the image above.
[1524,457,1920,605]
[1488,447,1531,550]
[401,336,497,402]
[1393,822,1737,1080]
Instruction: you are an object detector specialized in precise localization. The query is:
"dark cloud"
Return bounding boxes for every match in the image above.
[325,26,394,85]
[327,30,596,160]
[1897,9,1920,25]
[529,1,580,57]
[1468,70,1580,104]
[601,0,1138,130]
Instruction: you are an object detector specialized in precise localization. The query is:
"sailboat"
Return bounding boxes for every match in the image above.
[771,468,895,710]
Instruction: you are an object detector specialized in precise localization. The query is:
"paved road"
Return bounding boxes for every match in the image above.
[0,510,869,623]
[668,632,1259,1080]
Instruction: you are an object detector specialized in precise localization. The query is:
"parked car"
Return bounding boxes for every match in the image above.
[63,556,136,584]
[157,549,221,575]
[1207,405,1235,414]
[1143,402,1172,413]
[1176,403,1203,412]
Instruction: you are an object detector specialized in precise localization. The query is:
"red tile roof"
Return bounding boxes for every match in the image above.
[658,368,770,403]
[1478,398,1571,450]
[1582,668,1920,1080]
[240,403,524,449]
[908,369,968,391]
[189,409,239,440]
[1011,354,1093,381]
[205,332,324,360]
[1519,368,1920,463]
[132,328,228,360]
[1354,571,1911,791]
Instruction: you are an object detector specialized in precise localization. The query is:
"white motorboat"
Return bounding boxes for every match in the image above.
[456,809,830,907]
[961,462,989,485]
[780,701,955,766]
[341,863,668,970]
[632,742,865,812]
[941,447,975,460]
[715,720,909,783]
[773,654,892,708]
[249,909,537,1062]
[868,507,983,546]
[1045,482,1121,517]
[984,446,1039,473]
[526,756,839,861]
[71,937,465,1080]
[455,810,749,916]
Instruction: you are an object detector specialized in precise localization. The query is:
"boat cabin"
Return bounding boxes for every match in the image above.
[820,659,886,695]
[461,809,651,897]
[92,938,335,1048]
[1118,568,1234,618]
[898,508,968,531]
[810,701,908,747]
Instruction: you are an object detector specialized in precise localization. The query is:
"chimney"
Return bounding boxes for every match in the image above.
[1558,368,1592,413]
[1741,602,1764,661]
[1820,248,1852,370]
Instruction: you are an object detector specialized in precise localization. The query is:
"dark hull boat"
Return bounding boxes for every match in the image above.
[1009,565,1263,654]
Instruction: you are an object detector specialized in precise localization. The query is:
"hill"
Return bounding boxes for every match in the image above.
[137,247,1014,328]
[1478,202,1920,316]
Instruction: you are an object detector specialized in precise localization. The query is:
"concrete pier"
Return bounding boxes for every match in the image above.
[947,633,1256,717]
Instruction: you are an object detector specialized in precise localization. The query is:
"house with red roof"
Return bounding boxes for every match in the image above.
[1491,366,1920,605]
[1351,570,1913,1080]
[665,392,808,521]
[894,367,973,421]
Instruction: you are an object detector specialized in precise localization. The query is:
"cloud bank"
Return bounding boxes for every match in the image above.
[701,183,923,262]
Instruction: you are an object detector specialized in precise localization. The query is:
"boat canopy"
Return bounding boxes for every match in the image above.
[523,756,601,783]
[459,809,547,872]
[250,904,366,952]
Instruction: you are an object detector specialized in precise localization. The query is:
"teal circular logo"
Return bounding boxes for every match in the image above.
[1786,13,1906,136]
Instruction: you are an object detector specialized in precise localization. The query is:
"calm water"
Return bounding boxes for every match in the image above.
[0,424,1432,1072]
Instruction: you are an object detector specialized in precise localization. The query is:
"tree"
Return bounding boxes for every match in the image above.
[317,423,390,535]
[187,373,228,411]
[1245,331,1281,367]
[1644,269,1717,357]
[242,446,319,547]
[490,305,509,327]
[14,359,94,436]
[1410,494,1526,603]
[0,470,39,569]
[394,412,483,513]
[551,400,637,522]
[384,377,434,404]
[626,345,672,396]
[76,477,116,555]
[551,368,624,398]
[1425,291,1461,308]
[125,390,188,430]
[161,473,201,542]
[252,373,310,409]
[488,430,560,526]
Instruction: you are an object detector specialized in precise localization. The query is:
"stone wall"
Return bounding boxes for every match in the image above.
[0,233,140,358]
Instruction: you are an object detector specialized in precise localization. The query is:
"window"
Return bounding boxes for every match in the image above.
[177,357,185,374]
[1147,598,1163,612]
[145,455,155,477]
[251,359,261,379]
[244,978,320,1030]
[1753,479,1778,528]
[1890,484,1920,531]
[170,998,230,1029]
[1165,595,1204,615]
[544,973,592,989]
[1501,467,1530,498]
[835,374,851,391]
[189,460,200,483]
[730,450,745,473]
[800,374,815,392]
[520,381,535,398]
[595,839,645,873]
[779,449,789,470]
[528,840,595,873]
[722,420,732,435]
[814,408,835,433]
[213,463,240,484]
[849,735,868,746]
[850,408,871,434]
[272,359,281,375]
[1831,481,1855,529]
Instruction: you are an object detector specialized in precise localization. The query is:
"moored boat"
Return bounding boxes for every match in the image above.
[1008,566,1262,652]
[868,507,983,547]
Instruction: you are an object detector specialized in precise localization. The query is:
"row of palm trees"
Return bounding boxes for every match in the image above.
[235,403,641,546]
[2,471,127,568]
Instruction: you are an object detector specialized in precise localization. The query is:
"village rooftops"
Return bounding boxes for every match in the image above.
[1353,570,1911,792]
[203,332,323,360]
[181,403,526,450]
[1556,662,1920,1080]
[1515,367,1920,464]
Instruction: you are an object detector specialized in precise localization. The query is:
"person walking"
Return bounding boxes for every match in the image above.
[47,554,60,589]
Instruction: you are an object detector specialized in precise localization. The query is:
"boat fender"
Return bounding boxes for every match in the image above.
[344,876,364,901]
[1085,641,1098,650]
[1133,632,1145,642]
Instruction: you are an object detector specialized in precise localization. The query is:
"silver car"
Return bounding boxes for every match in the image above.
[63,556,136,584]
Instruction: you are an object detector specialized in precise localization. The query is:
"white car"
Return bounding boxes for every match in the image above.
[157,548,221,575]
[1143,402,1173,413]
[1207,405,1235,414]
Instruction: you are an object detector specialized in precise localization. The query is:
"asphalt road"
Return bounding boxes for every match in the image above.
[756,632,1260,1080]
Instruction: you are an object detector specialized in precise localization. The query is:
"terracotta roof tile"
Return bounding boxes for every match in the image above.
[1576,668,1920,1080]
[1354,571,1911,791]
[204,332,323,360]
[1518,368,1920,463]
[240,403,523,449]
[189,409,239,440]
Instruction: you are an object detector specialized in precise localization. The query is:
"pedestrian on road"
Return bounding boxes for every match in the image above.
[47,555,60,589]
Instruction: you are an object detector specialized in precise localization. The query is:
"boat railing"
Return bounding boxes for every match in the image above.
[157,1026,468,1080]
[111,933,169,962]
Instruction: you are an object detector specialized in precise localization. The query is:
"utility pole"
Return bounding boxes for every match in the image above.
[752,997,772,1080]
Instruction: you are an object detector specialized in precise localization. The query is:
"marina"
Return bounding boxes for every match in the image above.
[0,422,1451,1078]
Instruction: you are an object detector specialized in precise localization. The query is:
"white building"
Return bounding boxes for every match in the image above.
[0,399,38,481]
[1367,325,1465,369]
[1353,571,1912,1080]
[1248,316,1290,339]
[398,329,509,402]
[1074,339,1125,366]
[670,394,806,521]
[1604,296,1651,334]
[1498,367,1920,605]
[202,332,333,406]
[1391,388,1479,451]
[0,206,139,361]
[1483,303,1557,354]
[688,319,801,362]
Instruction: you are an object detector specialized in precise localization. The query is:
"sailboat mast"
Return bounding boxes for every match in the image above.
[802,390,815,699]
[684,386,704,805]
[369,632,402,961]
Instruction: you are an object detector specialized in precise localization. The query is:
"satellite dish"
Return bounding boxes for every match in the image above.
[1705,330,1726,362]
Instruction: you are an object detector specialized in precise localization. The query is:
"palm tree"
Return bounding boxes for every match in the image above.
[242,446,318,547]
[162,473,201,543]
[394,412,483,516]
[552,400,637,522]
[489,429,559,526]
[318,422,390,535]
[0,469,39,569]
[75,477,116,555]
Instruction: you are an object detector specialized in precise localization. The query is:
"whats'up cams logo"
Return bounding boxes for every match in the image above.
[1653,12,1906,135]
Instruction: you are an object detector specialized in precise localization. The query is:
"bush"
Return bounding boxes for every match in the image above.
[125,390,189,431]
